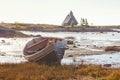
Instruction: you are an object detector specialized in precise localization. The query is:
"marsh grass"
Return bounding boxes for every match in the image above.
[0,63,120,80]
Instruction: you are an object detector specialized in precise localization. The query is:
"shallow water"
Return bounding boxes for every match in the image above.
[21,31,120,41]
[0,31,120,68]
[0,56,27,64]
[22,31,120,52]
[61,52,120,68]
[0,38,33,55]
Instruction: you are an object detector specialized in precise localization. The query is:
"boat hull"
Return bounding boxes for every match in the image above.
[35,51,60,64]
[24,37,66,64]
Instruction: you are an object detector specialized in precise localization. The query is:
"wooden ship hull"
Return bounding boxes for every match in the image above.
[23,37,66,64]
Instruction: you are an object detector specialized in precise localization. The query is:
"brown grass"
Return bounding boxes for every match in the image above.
[0,23,58,30]
[0,63,120,80]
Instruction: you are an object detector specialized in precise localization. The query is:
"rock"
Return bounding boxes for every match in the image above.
[1,40,5,43]
[103,64,111,67]
[0,51,6,56]
[105,46,120,51]
[109,57,112,58]
[67,55,73,57]
[64,37,75,44]
[66,40,74,44]
[73,45,77,48]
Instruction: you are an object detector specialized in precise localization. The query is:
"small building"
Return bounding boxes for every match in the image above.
[62,11,78,26]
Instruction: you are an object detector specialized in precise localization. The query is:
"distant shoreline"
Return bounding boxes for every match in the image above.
[20,27,119,32]
[1,23,120,32]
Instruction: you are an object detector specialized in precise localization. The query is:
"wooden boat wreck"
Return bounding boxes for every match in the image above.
[23,37,67,64]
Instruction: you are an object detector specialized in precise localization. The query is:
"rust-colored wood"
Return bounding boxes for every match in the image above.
[26,39,48,51]
[25,43,54,61]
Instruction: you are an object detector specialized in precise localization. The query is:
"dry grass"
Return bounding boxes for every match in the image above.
[0,63,120,80]
[0,23,58,30]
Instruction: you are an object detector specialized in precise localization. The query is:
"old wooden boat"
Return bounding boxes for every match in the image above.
[23,37,67,64]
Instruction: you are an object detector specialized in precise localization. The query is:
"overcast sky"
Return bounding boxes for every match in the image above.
[0,0,120,25]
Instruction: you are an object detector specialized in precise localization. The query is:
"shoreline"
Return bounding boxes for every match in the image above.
[1,25,120,38]
[18,27,120,32]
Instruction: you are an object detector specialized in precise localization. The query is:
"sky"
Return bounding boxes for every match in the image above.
[0,0,120,25]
